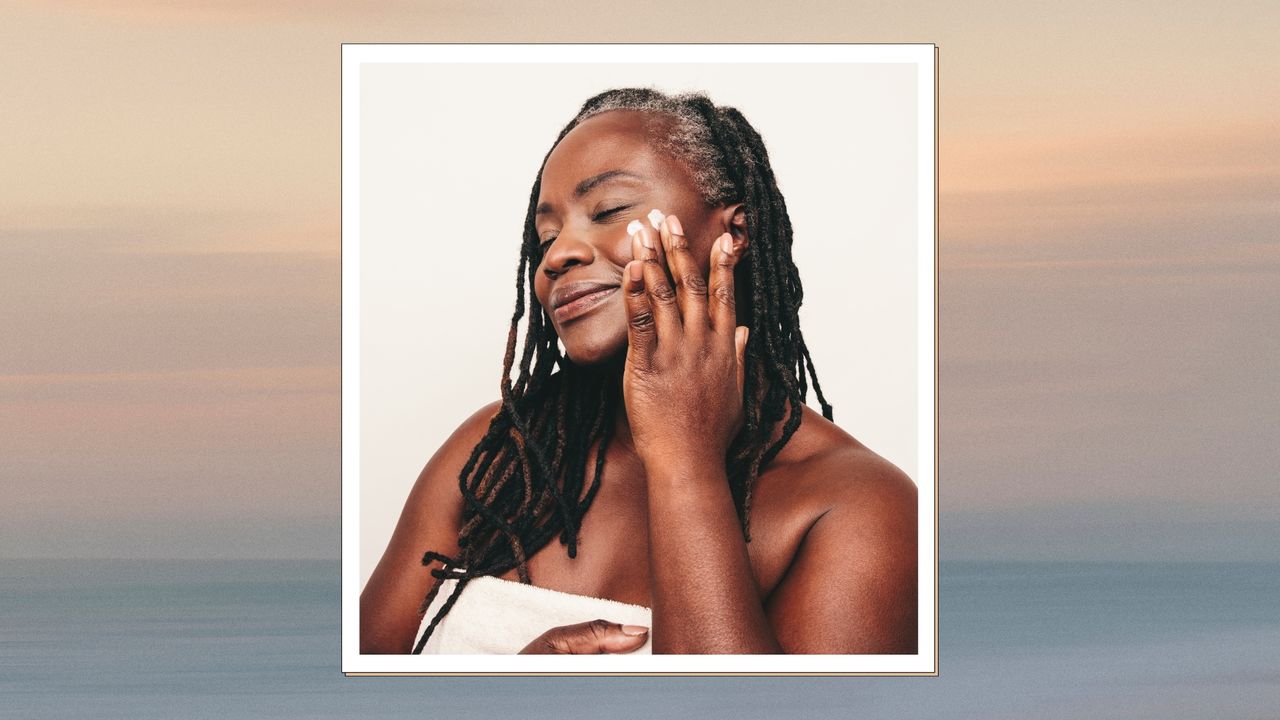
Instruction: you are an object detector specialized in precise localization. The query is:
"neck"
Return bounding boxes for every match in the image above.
[612,387,634,453]
[597,354,634,453]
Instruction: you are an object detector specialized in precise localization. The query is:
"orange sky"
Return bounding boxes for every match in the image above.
[1,0,1276,558]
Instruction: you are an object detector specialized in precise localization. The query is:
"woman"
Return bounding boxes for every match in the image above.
[360,88,917,655]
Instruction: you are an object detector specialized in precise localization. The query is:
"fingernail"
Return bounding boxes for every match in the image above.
[667,215,683,236]
[641,230,653,250]
[621,625,649,636]
[721,233,734,255]
[647,208,665,230]
[629,262,643,282]
[627,219,644,237]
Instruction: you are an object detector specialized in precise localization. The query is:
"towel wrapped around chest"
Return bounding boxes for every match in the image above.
[416,576,653,654]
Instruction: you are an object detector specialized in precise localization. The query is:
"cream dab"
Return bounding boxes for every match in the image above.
[626,209,667,239]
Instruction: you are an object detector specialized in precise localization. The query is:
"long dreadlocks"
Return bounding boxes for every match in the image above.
[412,87,833,653]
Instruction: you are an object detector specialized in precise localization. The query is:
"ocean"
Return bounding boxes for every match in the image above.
[2,559,1277,718]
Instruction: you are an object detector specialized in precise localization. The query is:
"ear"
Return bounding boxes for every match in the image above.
[719,203,750,246]
[718,202,754,326]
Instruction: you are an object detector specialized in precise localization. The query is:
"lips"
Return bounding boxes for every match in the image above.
[550,280,620,323]
[551,280,619,309]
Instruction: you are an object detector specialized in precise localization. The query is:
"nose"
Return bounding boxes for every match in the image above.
[541,226,596,278]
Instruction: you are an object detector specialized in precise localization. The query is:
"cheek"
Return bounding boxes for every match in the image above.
[686,237,715,277]
[532,261,550,305]
[672,207,718,264]
[696,247,713,277]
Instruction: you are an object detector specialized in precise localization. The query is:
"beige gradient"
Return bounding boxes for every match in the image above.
[2,0,1277,558]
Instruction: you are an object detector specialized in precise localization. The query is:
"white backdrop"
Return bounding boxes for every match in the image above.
[355,57,924,589]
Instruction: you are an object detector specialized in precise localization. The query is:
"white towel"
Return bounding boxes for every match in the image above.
[415,576,653,654]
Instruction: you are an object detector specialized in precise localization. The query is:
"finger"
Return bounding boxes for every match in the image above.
[709,232,742,334]
[550,619,650,654]
[628,219,674,290]
[584,619,650,654]
[622,260,657,371]
[629,223,681,340]
[661,215,708,332]
[641,255,681,341]
[733,325,749,437]
[630,220,643,263]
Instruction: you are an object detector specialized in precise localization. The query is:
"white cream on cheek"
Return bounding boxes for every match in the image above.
[626,208,666,239]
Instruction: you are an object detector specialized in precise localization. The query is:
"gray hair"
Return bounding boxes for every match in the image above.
[565,87,740,207]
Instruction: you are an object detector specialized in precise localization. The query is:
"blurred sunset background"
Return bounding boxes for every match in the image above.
[4,0,1274,560]
[1,1,1277,717]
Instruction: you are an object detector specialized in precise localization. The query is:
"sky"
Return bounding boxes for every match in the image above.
[1,0,1276,560]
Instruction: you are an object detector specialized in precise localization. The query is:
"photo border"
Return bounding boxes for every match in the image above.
[341,42,938,676]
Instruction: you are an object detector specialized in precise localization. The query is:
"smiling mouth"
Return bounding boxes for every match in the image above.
[553,287,618,323]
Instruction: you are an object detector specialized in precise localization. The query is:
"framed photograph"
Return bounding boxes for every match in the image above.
[342,43,936,675]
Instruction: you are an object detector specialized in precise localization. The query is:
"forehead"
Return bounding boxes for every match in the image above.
[540,110,679,188]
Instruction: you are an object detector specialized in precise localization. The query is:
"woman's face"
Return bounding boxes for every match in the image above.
[533,110,725,366]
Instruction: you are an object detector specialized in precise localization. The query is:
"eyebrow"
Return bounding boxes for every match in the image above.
[535,169,646,216]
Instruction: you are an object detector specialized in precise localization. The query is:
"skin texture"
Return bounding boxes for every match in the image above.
[360,110,918,655]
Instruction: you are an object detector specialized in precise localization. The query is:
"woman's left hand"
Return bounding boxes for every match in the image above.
[621,214,749,475]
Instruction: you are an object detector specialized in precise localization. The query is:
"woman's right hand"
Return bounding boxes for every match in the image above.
[518,619,650,654]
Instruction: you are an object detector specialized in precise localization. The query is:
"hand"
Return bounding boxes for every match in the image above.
[518,619,650,654]
[622,214,749,473]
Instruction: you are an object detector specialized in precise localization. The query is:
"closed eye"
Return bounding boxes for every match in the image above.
[594,205,632,221]
[538,205,634,253]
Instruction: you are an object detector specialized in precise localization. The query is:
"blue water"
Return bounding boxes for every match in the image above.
[2,560,1277,718]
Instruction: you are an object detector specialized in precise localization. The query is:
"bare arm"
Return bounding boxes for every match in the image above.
[646,450,917,654]
[764,453,918,653]
[359,400,502,654]
[645,460,782,653]
[621,214,917,653]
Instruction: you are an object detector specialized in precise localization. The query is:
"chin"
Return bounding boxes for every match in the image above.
[560,331,627,367]
[563,343,626,367]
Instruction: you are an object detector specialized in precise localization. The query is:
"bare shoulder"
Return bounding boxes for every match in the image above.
[359,399,503,653]
[380,399,506,540]
[774,403,917,519]
[406,399,505,517]
[762,404,918,653]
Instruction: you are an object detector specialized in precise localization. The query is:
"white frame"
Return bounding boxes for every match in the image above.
[341,42,937,676]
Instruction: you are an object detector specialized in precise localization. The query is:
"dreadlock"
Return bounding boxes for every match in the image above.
[412,87,834,653]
